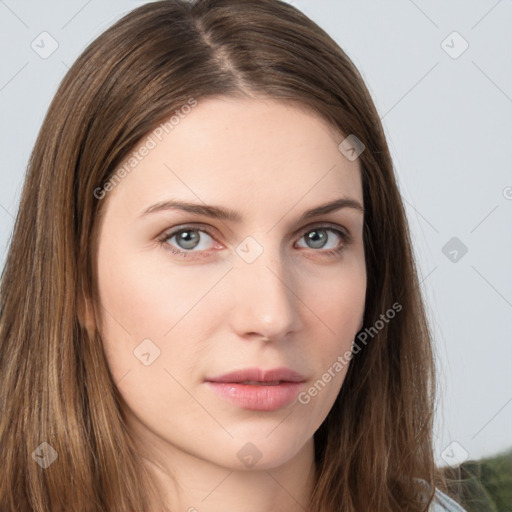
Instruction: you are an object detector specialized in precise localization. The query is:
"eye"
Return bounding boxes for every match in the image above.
[295,224,351,257]
[158,223,352,259]
[159,225,216,257]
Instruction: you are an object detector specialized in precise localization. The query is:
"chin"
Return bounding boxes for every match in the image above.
[204,430,311,471]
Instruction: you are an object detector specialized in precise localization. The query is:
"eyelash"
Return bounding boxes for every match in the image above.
[157,223,352,260]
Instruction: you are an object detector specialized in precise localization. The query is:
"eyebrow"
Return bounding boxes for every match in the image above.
[139,197,364,222]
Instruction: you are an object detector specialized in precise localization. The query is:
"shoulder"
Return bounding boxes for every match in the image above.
[414,478,467,512]
[429,488,467,512]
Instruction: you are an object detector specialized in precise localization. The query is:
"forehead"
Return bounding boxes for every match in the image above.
[104,96,363,221]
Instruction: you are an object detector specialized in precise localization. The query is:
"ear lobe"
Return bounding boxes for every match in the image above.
[77,293,96,335]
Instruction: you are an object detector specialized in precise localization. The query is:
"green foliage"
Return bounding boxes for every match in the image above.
[442,447,512,512]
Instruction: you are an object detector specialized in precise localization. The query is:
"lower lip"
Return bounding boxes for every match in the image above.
[205,381,305,411]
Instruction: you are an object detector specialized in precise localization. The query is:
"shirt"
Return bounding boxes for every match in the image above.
[430,488,467,511]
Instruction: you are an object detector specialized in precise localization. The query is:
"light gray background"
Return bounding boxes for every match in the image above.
[1,0,511,467]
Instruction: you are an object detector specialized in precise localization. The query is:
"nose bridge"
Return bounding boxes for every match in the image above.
[230,235,300,338]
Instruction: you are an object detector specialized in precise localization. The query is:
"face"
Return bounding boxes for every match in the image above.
[91,96,366,472]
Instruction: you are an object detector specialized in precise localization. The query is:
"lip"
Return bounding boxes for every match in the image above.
[205,367,307,411]
[206,367,306,384]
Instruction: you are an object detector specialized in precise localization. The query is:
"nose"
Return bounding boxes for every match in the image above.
[228,245,303,341]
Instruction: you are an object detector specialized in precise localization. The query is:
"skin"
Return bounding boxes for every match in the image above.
[89,96,366,511]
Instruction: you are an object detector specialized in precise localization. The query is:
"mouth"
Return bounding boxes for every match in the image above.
[238,381,281,385]
[205,367,307,411]
[205,366,306,384]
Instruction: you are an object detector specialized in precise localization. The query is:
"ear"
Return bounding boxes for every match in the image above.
[77,293,96,336]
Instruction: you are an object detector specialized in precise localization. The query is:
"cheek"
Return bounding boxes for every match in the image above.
[304,254,366,386]
[95,258,226,429]
[95,239,228,381]
[309,252,366,333]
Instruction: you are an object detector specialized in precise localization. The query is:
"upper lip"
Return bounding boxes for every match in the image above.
[206,367,306,383]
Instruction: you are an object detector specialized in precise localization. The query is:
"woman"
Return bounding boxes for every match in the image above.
[0,0,466,510]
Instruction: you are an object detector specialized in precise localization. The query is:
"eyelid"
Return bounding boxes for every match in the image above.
[299,221,352,240]
[159,221,351,241]
[158,221,352,255]
[159,222,217,242]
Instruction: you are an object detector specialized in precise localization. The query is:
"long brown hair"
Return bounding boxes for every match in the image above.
[0,0,443,510]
